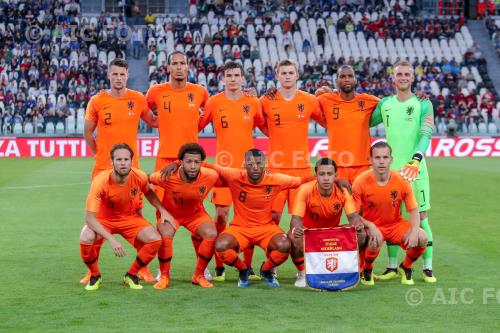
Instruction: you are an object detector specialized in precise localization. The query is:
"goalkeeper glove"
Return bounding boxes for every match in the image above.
[400,152,423,182]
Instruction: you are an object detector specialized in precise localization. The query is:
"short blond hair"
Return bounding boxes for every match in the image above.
[275,59,299,73]
[393,60,414,73]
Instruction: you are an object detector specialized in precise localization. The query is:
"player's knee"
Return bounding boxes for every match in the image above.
[418,230,428,246]
[215,237,231,252]
[419,211,427,220]
[157,223,175,237]
[203,226,218,239]
[273,235,291,253]
[80,225,97,244]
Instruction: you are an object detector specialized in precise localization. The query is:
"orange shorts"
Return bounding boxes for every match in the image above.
[223,224,286,252]
[158,212,213,234]
[336,165,370,184]
[270,167,312,214]
[99,216,152,244]
[211,187,232,206]
[378,219,412,250]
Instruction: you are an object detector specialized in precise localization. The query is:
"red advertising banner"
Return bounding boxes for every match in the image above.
[1,137,499,158]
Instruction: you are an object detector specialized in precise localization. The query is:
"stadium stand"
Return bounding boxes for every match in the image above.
[145,0,499,135]
[1,0,499,136]
[485,16,500,57]
[0,0,126,135]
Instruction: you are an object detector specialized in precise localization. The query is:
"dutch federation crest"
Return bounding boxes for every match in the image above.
[297,103,304,112]
[325,256,338,272]
[131,188,138,197]
[199,185,207,195]
[406,106,414,115]
[264,185,272,195]
[242,104,250,114]
[333,202,342,211]
[390,190,398,199]
[127,101,134,110]
[187,92,194,102]
[358,100,365,111]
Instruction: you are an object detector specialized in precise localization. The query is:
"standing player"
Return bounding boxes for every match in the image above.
[81,58,158,284]
[148,143,221,289]
[317,65,380,183]
[370,60,436,283]
[288,157,381,287]
[260,60,325,226]
[146,51,209,200]
[211,149,315,287]
[79,143,170,291]
[352,142,428,285]
[146,51,210,277]
[198,61,265,281]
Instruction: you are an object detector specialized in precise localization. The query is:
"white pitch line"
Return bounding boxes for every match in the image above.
[0,182,90,190]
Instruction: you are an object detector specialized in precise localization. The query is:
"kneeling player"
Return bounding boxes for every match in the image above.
[79,143,170,291]
[288,158,381,287]
[353,141,428,285]
[149,143,221,289]
[212,149,315,287]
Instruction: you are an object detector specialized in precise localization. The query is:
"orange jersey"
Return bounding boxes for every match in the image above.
[260,90,323,169]
[211,164,313,227]
[86,168,150,221]
[352,170,417,228]
[199,92,265,168]
[146,82,209,158]
[318,92,379,167]
[292,181,357,228]
[85,89,148,171]
[149,167,221,220]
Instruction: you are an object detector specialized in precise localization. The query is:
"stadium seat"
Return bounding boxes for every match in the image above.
[55,122,65,134]
[487,123,498,135]
[13,123,22,135]
[24,123,33,134]
[45,122,55,135]
[478,123,488,135]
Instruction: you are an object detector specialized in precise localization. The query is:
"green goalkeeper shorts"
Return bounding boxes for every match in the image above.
[411,177,431,212]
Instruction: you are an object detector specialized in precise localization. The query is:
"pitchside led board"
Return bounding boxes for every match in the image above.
[304,226,360,291]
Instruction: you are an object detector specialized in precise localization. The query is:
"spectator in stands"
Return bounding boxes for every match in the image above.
[144,11,156,24]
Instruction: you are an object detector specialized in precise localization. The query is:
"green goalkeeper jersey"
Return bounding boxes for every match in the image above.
[370,95,434,179]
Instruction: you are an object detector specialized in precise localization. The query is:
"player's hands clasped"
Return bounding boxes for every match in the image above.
[109,237,126,257]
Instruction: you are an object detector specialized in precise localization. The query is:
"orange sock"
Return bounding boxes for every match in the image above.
[292,256,304,271]
[158,236,173,277]
[128,239,161,275]
[358,248,366,272]
[215,223,226,268]
[195,238,215,275]
[262,250,289,271]
[403,246,426,269]
[217,249,247,271]
[191,234,202,257]
[243,246,254,268]
[80,243,100,276]
[94,239,104,260]
[364,247,381,270]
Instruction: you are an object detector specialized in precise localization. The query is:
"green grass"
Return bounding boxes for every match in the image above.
[1,158,499,332]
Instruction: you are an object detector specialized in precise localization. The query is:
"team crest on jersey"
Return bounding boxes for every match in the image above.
[187,92,195,108]
[358,100,365,111]
[127,101,134,110]
[131,188,138,197]
[333,202,342,211]
[326,256,338,272]
[264,185,272,195]
[242,104,250,114]
[406,106,414,116]
[390,190,398,199]
[297,103,304,112]
[199,185,207,195]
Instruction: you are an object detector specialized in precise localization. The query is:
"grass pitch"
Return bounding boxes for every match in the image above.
[1,157,499,332]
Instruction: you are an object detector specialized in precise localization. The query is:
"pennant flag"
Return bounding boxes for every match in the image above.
[304,226,359,291]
